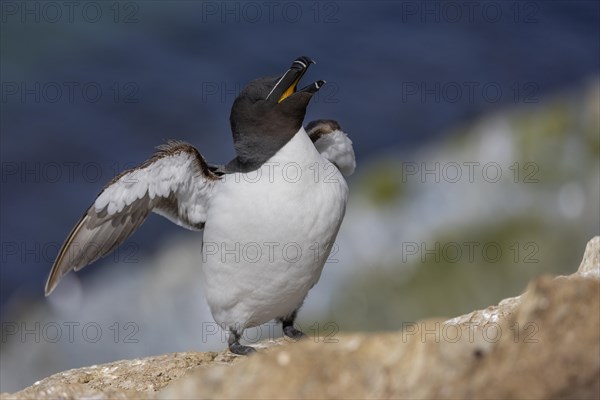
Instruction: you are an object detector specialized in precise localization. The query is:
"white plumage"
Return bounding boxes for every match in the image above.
[202,127,349,331]
[313,129,356,177]
[94,151,215,225]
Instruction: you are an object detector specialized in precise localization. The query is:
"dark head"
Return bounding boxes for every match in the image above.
[229,56,325,170]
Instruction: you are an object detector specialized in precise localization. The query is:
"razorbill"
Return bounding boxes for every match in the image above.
[45,56,356,355]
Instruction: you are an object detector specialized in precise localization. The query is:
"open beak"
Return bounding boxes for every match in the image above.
[267,56,326,103]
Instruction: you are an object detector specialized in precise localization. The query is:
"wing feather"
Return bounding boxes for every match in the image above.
[45,141,219,295]
[306,120,356,176]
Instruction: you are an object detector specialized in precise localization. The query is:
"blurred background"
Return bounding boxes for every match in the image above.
[1,0,599,393]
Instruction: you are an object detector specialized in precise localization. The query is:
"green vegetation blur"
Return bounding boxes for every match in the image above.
[319,80,599,330]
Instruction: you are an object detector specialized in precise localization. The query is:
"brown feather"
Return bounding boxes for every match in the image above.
[45,142,218,295]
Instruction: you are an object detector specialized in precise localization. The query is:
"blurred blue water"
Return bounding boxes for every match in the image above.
[1,0,599,309]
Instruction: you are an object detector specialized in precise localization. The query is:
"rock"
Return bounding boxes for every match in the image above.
[446,234,600,333]
[4,237,599,400]
[464,275,600,400]
[159,274,600,399]
[0,340,288,400]
[577,236,600,278]
[1,352,223,400]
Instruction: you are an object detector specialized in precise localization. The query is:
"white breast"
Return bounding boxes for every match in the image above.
[201,127,349,330]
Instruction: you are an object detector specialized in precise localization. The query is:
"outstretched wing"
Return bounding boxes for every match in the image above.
[306,119,356,176]
[45,140,219,295]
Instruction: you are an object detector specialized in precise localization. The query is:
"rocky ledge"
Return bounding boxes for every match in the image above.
[3,237,599,400]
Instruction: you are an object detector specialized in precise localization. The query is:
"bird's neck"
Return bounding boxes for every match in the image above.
[227,126,305,172]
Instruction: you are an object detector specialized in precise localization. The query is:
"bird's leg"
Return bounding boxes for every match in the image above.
[279,309,305,340]
[227,328,256,355]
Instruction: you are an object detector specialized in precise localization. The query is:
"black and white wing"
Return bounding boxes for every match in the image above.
[45,141,219,295]
[306,119,356,176]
